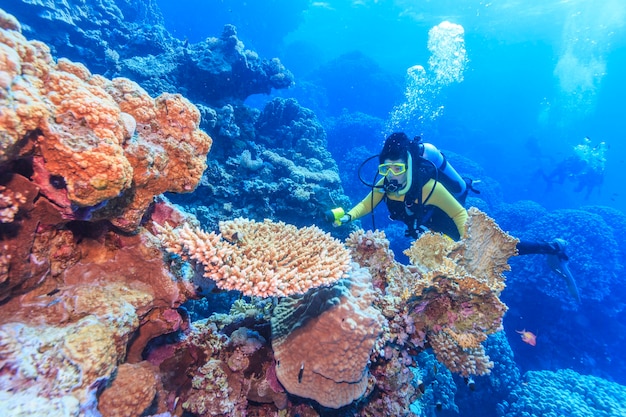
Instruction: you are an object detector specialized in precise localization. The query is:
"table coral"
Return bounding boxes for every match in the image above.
[156,217,352,297]
[271,265,385,409]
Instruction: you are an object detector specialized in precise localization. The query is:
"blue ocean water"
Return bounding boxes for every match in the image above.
[156,0,626,408]
[159,0,626,213]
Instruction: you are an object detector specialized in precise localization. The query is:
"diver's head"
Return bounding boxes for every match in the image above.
[379,133,411,193]
[379,132,410,163]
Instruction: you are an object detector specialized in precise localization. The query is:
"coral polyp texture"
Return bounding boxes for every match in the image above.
[0,184,26,223]
[271,266,385,408]
[0,8,212,231]
[156,217,352,297]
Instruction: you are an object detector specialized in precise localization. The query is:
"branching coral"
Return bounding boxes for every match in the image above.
[156,217,352,297]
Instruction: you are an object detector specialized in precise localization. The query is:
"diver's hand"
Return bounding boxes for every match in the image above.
[336,214,352,226]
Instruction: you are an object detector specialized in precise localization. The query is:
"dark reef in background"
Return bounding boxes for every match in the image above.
[307,51,405,119]
[2,0,294,106]
[3,0,167,74]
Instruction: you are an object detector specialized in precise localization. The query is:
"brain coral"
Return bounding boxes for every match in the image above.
[271,265,385,409]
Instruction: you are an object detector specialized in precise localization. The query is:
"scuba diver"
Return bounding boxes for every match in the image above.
[329,132,579,302]
[539,137,607,200]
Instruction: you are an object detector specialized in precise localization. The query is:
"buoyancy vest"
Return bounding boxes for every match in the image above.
[383,138,474,238]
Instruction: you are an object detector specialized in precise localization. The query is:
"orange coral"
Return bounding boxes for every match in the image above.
[401,209,513,376]
[98,362,163,417]
[0,15,212,231]
[345,229,415,300]
[156,218,352,298]
[0,225,195,413]
[429,330,494,377]
[456,207,519,295]
[0,184,26,223]
[349,209,515,378]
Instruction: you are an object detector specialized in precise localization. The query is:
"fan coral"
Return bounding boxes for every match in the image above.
[156,217,352,297]
[349,208,516,378]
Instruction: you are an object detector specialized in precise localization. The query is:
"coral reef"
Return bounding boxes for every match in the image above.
[271,266,385,408]
[146,306,288,417]
[348,208,516,378]
[97,361,165,417]
[0,7,552,416]
[498,369,626,417]
[2,1,294,106]
[156,217,352,297]
[2,0,167,75]
[173,97,354,238]
[0,11,211,232]
[492,200,549,235]
[0,8,209,414]
[507,208,620,304]
[0,227,197,414]
[497,202,626,392]
[454,331,521,417]
[0,183,26,223]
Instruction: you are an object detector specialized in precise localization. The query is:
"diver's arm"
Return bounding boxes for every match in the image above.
[422,179,468,238]
[346,180,385,220]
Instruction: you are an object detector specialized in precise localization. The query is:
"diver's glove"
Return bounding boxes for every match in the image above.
[549,238,569,260]
[324,207,351,226]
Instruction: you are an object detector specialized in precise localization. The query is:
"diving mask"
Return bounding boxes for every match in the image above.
[378,162,407,176]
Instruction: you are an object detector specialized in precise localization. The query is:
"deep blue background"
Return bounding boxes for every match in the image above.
[157,0,626,214]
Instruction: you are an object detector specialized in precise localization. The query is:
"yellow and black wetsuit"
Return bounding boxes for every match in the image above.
[347,178,468,240]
